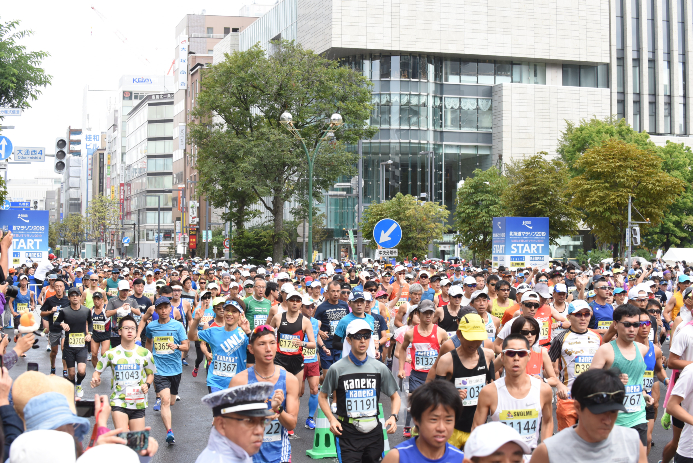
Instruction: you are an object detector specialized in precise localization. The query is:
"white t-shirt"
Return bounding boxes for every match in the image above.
[460,296,472,307]
[672,365,693,458]
[670,323,693,362]
[497,322,512,341]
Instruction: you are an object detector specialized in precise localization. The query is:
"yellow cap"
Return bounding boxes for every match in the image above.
[457,313,488,341]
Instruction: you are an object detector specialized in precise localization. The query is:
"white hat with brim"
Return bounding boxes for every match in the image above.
[464,422,531,459]
[346,319,372,336]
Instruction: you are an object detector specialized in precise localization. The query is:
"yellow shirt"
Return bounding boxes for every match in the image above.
[673,291,684,319]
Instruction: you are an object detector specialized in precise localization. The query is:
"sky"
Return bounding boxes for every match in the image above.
[2,0,254,179]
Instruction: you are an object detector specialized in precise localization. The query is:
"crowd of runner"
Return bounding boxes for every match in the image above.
[0,230,692,463]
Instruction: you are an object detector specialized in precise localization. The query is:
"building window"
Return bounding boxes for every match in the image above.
[633,60,640,93]
[477,60,494,84]
[663,0,670,54]
[679,102,686,133]
[649,102,656,132]
[678,0,685,56]
[680,61,686,96]
[232,28,239,32]
[206,27,213,35]
[618,100,625,120]
[617,58,624,92]
[647,0,655,54]
[563,65,579,86]
[633,101,641,131]
[461,61,477,83]
[664,102,671,133]
[563,65,607,88]
[648,60,656,93]
[664,60,671,95]
[617,0,625,50]
[632,0,640,51]
[224,27,230,36]
[495,62,512,84]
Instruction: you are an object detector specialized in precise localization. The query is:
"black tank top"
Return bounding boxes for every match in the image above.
[450,347,494,432]
[438,305,461,335]
[276,312,304,356]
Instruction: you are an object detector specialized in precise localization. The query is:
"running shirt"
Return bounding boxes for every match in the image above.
[276,312,305,357]
[535,305,552,346]
[611,340,646,428]
[490,376,542,449]
[244,296,272,332]
[550,303,568,342]
[673,291,685,319]
[314,301,350,350]
[526,345,544,376]
[142,283,157,301]
[410,325,441,373]
[13,288,31,315]
[395,438,464,463]
[483,315,496,342]
[169,299,187,329]
[548,329,601,389]
[41,295,69,333]
[248,367,290,463]
[95,345,156,410]
[91,310,110,334]
[53,306,92,349]
[589,301,614,331]
[437,305,461,338]
[644,341,656,394]
[303,318,320,364]
[198,326,248,389]
[449,348,494,432]
[491,298,511,320]
[82,288,95,309]
[105,278,120,300]
[145,319,187,377]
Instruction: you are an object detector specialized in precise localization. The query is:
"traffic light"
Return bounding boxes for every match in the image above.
[55,137,67,173]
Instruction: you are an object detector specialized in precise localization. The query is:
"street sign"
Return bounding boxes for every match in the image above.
[122,237,130,244]
[375,249,398,259]
[0,108,22,117]
[1,200,9,210]
[10,201,30,211]
[0,210,49,265]
[213,246,218,254]
[14,147,45,162]
[373,218,402,249]
[0,136,13,161]
[223,238,230,249]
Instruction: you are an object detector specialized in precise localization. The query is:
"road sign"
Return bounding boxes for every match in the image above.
[213,246,218,254]
[223,238,230,249]
[0,108,22,117]
[0,136,13,161]
[375,249,398,259]
[373,218,402,249]
[1,200,9,210]
[10,201,30,211]
[491,217,550,269]
[122,237,130,244]
[14,147,45,162]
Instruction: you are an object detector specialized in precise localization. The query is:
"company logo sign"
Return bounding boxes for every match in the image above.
[132,77,153,84]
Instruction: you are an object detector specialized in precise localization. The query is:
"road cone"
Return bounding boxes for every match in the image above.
[378,403,391,458]
[306,408,337,459]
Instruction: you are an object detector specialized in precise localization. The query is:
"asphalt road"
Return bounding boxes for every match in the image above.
[3,333,676,462]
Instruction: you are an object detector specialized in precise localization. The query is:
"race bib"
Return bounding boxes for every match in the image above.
[16,303,28,314]
[53,308,61,322]
[201,315,214,325]
[124,385,145,404]
[263,420,282,442]
[68,332,85,348]
[539,320,549,341]
[153,336,174,355]
[254,314,268,328]
[624,384,643,413]
[114,364,141,385]
[455,375,485,406]
[329,320,339,335]
[278,333,300,353]
[486,323,496,341]
[108,288,118,297]
[212,359,237,378]
[143,293,155,300]
[93,321,105,332]
[649,328,655,342]
[597,321,612,330]
[500,409,539,437]
[345,388,377,418]
[447,331,456,339]
[303,347,317,361]
[643,371,655,392]
[414,349,437,371]
[574,356,592,376]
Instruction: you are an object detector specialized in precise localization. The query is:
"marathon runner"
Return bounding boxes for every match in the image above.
[54,286,93,398]
[90,291,111,368]
[665,274,691,323]
[145,296,190,444]
[230,325,299,463]
[299,295,324,430]
[40,277,69,375]
[91,314,156,431]
[11,274,35,331]
[434,285,463,339]
[490,279,513,320]
[333,291,376,359]
[469,290,498,342]
[105,280,140,349]
[244,277,272,367]
[103,268,121,300]
[80,272,101,309]
[315,280,350,378]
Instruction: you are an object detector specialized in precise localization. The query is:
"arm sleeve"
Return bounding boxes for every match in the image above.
[0,404,23,460]
[548,335,563,362]
[332,334,344,352]
[588,313,596,330]
[87,309,93,332]
[53,310,64,327]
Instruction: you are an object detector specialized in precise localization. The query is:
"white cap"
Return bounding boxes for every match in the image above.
[394,265,405,273]
[10,430,76,463]
[448,285,463,297]
[360,271,370,279]
[553,283,568,293]
[117,280,130,291]
[146,270,154,276]
[440,278,451,286]
[257,268,266,275]
[464,422,531,459]
[229,282,239,289]
[280,283,294,293]
[76,443,140,463]
[74,267,83,272]
[463,276,477,285]
[171,284,183,290]
[285,291,302,301]
[520,291,541,303]
[266,257,273,262]
[364,292,373,302]
[301,294,314,305]
[346,319,372,336]
[207,282,219,290]
[470,289,489,301]
[628,287,647,300]
[516,283,532,293]
[276,272,290,280]
[419,270,430,278]
[310,281,321,288]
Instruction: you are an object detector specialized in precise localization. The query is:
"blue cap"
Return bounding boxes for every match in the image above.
[24,392,90,441]
[154,296,171,307]
[628,269,635,275]
[613,287,626,294]
[349,291,366,301]
[224,299,243,313]
[335,268,342,273]
[567,300,592,315]
[679,274,691,283]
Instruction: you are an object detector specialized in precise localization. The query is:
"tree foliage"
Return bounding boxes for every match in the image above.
[55,214,86,258]
[454,167,507,259]
[502,155,581,244]
[568,139,684,258]
[86,195,120,257]
[0,20,51,114]
[361,193,449,260]
[190,40,377,261]
[231,227,274,265]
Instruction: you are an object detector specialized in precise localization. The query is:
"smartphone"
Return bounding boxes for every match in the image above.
[117,430,149,452]
[75,399,96,418]
[27,362,38,372]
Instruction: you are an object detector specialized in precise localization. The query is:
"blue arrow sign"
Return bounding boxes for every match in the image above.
[0,136,12,161]
[373,218,402,249]
[122,237,131,244]
[1,200,9,210]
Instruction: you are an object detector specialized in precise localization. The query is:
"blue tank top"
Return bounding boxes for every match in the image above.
[13,288,32,313]
[248,367,290,463]
[395,437,464,463]
[644,340,656,395]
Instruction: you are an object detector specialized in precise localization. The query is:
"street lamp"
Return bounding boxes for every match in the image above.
[380,160,393,203]
[280,111,343,267]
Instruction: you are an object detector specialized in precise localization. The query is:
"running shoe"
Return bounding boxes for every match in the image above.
[46,344,51,352]
[182,358,189,366]
[63,370,68,379]
[288,429,295,438]
[192,367,198,378]
[403,427,411,438]
[176,395,181,402]
[75,385,84,398]
[153,397,162,412]
[50,367,56,375]
[166,430,175,444]
[87,353,92,362]
[305,417,316,430]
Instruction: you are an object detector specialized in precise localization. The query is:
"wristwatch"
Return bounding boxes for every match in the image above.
[390,414,398,422]
[146,382,152,389]
[275,404,284,415]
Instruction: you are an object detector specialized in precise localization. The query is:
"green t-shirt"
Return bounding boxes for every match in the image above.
[95,345,156,410]
[243,296,272,331]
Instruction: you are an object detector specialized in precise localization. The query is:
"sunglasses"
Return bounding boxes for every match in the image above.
[253,324,275,334]
[537,279,548,283]
[595,287,612,292]
[523,302,540,309]
[366,288,377,292]
[639,320,652,327]
[340,290,350,294]
[348,332,372,341]
[584,390,625,403]
[201,295,212,300]
[465,284,477,288]
[618,321,640,328]
[519,329,539,336]
[503,349,530,358]
[571,311,591,318]
[647,309,662,315]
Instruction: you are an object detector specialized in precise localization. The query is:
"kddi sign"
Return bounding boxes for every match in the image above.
[132,77,153,84]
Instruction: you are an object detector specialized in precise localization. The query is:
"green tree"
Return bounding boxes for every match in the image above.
[557,116,654,175]
[231,227,274,265]
[453,167,507,259]
[56,214,86,258]
[190,40,377,261]
[86,195,120,257]
[574,248,613,266]
[502,154,581,244]
[208,227,226,258]
[48,222,59,249]
[568,139,684,258]
[361,193,449,260]
[643,141,693,251]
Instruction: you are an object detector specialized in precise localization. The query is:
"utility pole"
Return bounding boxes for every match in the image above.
[626,195,632,273]
[205,198,210,259]
[157,195,161,259]
[357,140,363,262]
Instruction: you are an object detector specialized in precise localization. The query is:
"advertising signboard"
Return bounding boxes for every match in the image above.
[0,210,49,265]
[492,217,550,270]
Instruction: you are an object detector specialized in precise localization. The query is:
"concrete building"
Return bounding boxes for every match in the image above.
[45,189,59,223]
[228,0,692,259]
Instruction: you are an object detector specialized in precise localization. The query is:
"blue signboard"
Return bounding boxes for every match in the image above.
[0,136,12,161]
[0,210,49,265]
[10,201,30,211]
[1,200,9,210]
[373,218,402,249]
[492,217,550,269]
[122,237,130,244]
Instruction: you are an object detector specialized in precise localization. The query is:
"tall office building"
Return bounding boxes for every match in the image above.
[229,0,692,259]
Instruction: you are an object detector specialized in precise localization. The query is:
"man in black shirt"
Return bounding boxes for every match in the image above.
[40,278,69,376]
[54,287,93,398]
